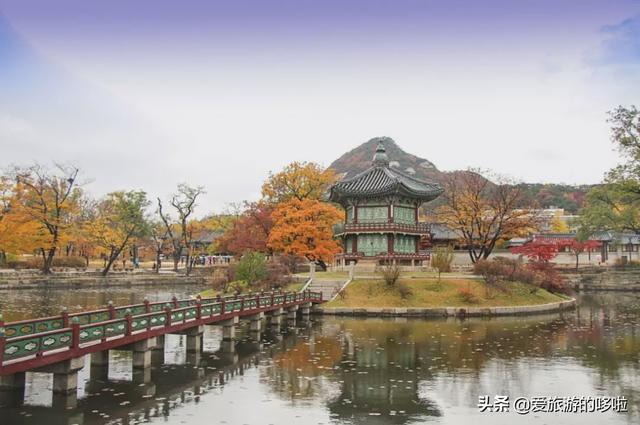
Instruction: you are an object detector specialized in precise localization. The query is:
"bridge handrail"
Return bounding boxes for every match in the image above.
[0,290,322,365]
[1,290,305,339]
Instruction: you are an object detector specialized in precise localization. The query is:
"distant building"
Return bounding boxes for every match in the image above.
[591,231,640,263]
[189,230,224,254]
[535,207,580,233]
[330,142,443,267]
[427,223,463,247]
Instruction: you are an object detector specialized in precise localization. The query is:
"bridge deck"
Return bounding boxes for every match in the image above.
[0,290,323,376]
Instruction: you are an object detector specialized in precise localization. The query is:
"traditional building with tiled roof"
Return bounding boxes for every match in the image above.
[329,141,443,267]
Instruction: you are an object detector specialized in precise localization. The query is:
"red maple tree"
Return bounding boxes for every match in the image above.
[556,239,602,269]
[216,202,274,255]
[510,240,559,262]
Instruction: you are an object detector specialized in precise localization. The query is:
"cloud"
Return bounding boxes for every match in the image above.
[595,14,640,66]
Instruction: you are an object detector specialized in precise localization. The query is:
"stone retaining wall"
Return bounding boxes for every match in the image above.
[316,298,576,318]
[0,272,206,290]
[563,269,640,291]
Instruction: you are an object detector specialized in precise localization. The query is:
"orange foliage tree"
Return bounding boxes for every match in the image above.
[0,176,45,263]
[268,198,342,270]
[261,161,337,204]
[10,164,83,273]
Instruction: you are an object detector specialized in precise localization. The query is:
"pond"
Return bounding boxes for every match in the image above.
[0,287,638,424]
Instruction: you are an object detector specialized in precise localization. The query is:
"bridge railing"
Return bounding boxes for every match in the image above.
[1,291,295,340]
[0,290,322,365]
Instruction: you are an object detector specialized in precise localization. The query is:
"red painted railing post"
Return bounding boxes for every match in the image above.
[271,292,275,307]
[196,295,202,320]
[221,298,226,315]
[172,296,178,309]
[240,296,245,311]
[143,298,150,313]
[107,301,116,320]
[71,317,80,355]
[61,307,69,328]
[256,294,260,309]
[165,304,172,327]
[0,313,5,366]
[125,309,133,336]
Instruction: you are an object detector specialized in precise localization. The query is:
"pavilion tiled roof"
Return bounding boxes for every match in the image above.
[329,141,443,204]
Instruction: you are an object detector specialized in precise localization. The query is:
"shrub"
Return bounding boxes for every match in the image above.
[512,267,538,285]
[233,252,268,286]
[381,262,401,287]
[528,261,570,294]
[397,282,413,299]
[337,288,347,300]
[473,259,507,286]
[210,276,230,293]
[262,260,291,290]
[227,280,249,294]
[612,258,640,269]
[2,256,86,269]
[457,287,479,304]
[493,257,521,281]
[431,245,454,282]
[52,256,87,268]
[4,259,32,269]
[276,254,306,274]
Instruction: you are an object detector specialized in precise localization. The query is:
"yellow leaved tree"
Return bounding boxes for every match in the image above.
[261,161,337,204]
[10,164,84,273]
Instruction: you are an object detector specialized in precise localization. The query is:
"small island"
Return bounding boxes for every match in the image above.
[325,277,566,309]
[318,272,575,316]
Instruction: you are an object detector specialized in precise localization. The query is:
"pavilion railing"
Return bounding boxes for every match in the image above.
[333,222,431,235]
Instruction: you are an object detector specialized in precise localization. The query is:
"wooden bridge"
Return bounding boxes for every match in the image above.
[0,290,323,408]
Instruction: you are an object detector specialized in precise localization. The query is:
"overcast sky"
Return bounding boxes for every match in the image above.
[1,0,639,214]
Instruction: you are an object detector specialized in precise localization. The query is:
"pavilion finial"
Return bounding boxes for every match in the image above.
[372,141,389,166]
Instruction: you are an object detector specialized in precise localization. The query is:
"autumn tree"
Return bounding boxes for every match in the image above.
[86,191,150,276]
[157,183,205,275]
[436,170,539,263]
[556,239,602,269]
[65,196,99,266]
[217,202,274,255]
[0,176,22,264]
[0,178,44,263]
[261,161,337,204]
[10,164,83,274]
[550,215,569,233]
[510,240,559,262]
[268,198,342,270]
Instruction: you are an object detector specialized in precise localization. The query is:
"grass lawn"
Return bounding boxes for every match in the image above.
[325,278,567,308]
[295,271,469,280]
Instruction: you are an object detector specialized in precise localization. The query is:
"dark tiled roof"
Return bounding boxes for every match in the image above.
[330,165,443,202]
[592,231,640,244]
[430,223,461,240]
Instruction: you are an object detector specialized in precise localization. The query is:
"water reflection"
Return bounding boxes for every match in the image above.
[0,290,639,424]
